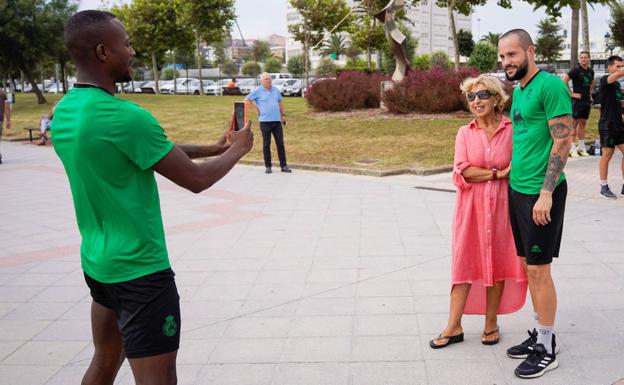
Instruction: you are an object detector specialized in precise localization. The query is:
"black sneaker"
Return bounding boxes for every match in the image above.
[621,184,624,196]
[507,329,559,358]
[507,329,537,359]
[514,336,558,378]
[601,185,617,199]
[265,167,272,174]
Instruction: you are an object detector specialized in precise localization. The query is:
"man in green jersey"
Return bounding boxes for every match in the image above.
[52,11,253,385]
[498,29,572,379]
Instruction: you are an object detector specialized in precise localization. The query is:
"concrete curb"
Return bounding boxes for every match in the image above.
[238,159,453,177]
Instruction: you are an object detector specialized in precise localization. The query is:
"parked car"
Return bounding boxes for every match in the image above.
[139,80,173,94]
[45,82,73,94]
[119,81,147,93]
[282,79,303,96]
[257,72,292,80]
[238,78,259,95]
[271,79,291,93]
[161,78,200,94]
[205,79,229,95]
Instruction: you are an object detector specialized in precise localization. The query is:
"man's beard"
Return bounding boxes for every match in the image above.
[116,71,132,84]
[505,58,529,81]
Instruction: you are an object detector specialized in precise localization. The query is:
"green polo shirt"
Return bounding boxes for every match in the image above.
[510,71,572,194]
[51,87,174,283]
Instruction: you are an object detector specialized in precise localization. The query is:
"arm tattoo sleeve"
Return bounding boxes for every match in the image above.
[549,121,572,139]
[542,114,572,192]
[543,154,564,192]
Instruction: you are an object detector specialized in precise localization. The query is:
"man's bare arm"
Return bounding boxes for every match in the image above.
[177,143,228,159]
[542,114,573,192]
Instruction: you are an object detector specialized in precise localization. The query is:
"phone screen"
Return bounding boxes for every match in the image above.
[234,101,245,131]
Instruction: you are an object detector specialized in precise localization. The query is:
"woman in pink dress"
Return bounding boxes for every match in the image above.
[430,75,527,348]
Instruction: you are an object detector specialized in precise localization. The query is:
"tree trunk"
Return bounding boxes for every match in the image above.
[196,31,205,95]
[304,31,310,86]
[60,61,68,95]
[367,16,373,70]
[151,51,160,94]
[580,0,590,54]
[173,55,178,94]
[448,0,459,69]
[570,6,579,68]
[25,68,46,104]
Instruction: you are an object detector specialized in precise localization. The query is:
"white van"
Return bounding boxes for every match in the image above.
[258,73,293,80]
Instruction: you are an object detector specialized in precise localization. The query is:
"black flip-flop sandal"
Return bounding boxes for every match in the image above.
[429,332,464,349]
[481,327,500,345]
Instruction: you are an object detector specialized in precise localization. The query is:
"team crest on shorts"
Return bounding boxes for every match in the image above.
[163,314,177,337]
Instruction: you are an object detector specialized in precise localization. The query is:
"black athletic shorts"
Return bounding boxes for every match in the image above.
[599,121,624,149]
[572,100,591,120]
[84,268,181,358]
[508,181,567,265]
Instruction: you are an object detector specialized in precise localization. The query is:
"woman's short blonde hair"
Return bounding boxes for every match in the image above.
[460,75,509,114]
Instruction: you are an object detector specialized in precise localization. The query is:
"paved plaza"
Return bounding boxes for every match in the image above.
[1,140,623,385]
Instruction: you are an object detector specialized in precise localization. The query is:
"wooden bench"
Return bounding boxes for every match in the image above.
[223,87,242,96]
[24,127,42,142]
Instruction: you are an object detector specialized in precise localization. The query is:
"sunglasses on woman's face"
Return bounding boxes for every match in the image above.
[466,90,494,102]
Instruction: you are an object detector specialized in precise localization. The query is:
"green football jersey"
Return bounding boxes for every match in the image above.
[51,86,174,283]
[510,71,572,194]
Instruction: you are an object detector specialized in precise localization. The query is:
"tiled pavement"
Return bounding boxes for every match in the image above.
[1,141,623,385]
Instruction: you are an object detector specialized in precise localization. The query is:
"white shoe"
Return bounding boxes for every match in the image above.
[569,148,579,158]
[578,148,589,157]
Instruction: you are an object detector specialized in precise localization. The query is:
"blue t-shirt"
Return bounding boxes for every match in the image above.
[246,85,283,122]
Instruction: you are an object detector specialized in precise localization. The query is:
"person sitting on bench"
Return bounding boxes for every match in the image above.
[36,101,57,146]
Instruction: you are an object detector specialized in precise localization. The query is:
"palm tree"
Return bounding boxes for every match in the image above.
[481,32,501,47]
[321,33,348,59]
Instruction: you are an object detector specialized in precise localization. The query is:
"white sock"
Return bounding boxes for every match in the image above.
[579,140,585,148]
[570,142,577,151]
[537,324,554,354]
[601,180,609,186]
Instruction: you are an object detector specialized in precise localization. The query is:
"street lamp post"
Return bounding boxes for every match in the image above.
[604,32,615,56]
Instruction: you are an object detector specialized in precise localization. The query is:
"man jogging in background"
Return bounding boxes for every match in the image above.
[562,51,594,157]
[498,29,572,379]
[596,55,624,199]
[52,10,253,385]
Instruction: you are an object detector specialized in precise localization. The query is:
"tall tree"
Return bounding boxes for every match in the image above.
[250,40,271,62]
[288,0,352,83]
[0,0,78,103]
[535,18,564,64]
[468,41,498,72]
[345,43,363,65]
[609,1,624,49]
[480,32,501,47]
[264,57,284,73]
[321,33,348,58]
[436,0,511,68]
[114,0,191,94]
[183,0,236,94]
[457,29,475,57]
[287,55,305,77]
[241,61,261,78]
[523,0,611,67]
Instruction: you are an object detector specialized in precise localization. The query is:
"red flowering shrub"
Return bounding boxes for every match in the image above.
[381,66,481,114]
[305,71,389,111]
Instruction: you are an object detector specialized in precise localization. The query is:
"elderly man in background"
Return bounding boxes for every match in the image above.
[245,72,291,174]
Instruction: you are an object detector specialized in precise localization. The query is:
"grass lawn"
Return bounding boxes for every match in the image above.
[5,92,602,170]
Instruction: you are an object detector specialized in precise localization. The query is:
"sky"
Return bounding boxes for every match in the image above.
[80,0,613,42]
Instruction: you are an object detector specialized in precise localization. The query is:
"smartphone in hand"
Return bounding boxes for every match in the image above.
[234,101,245,131]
